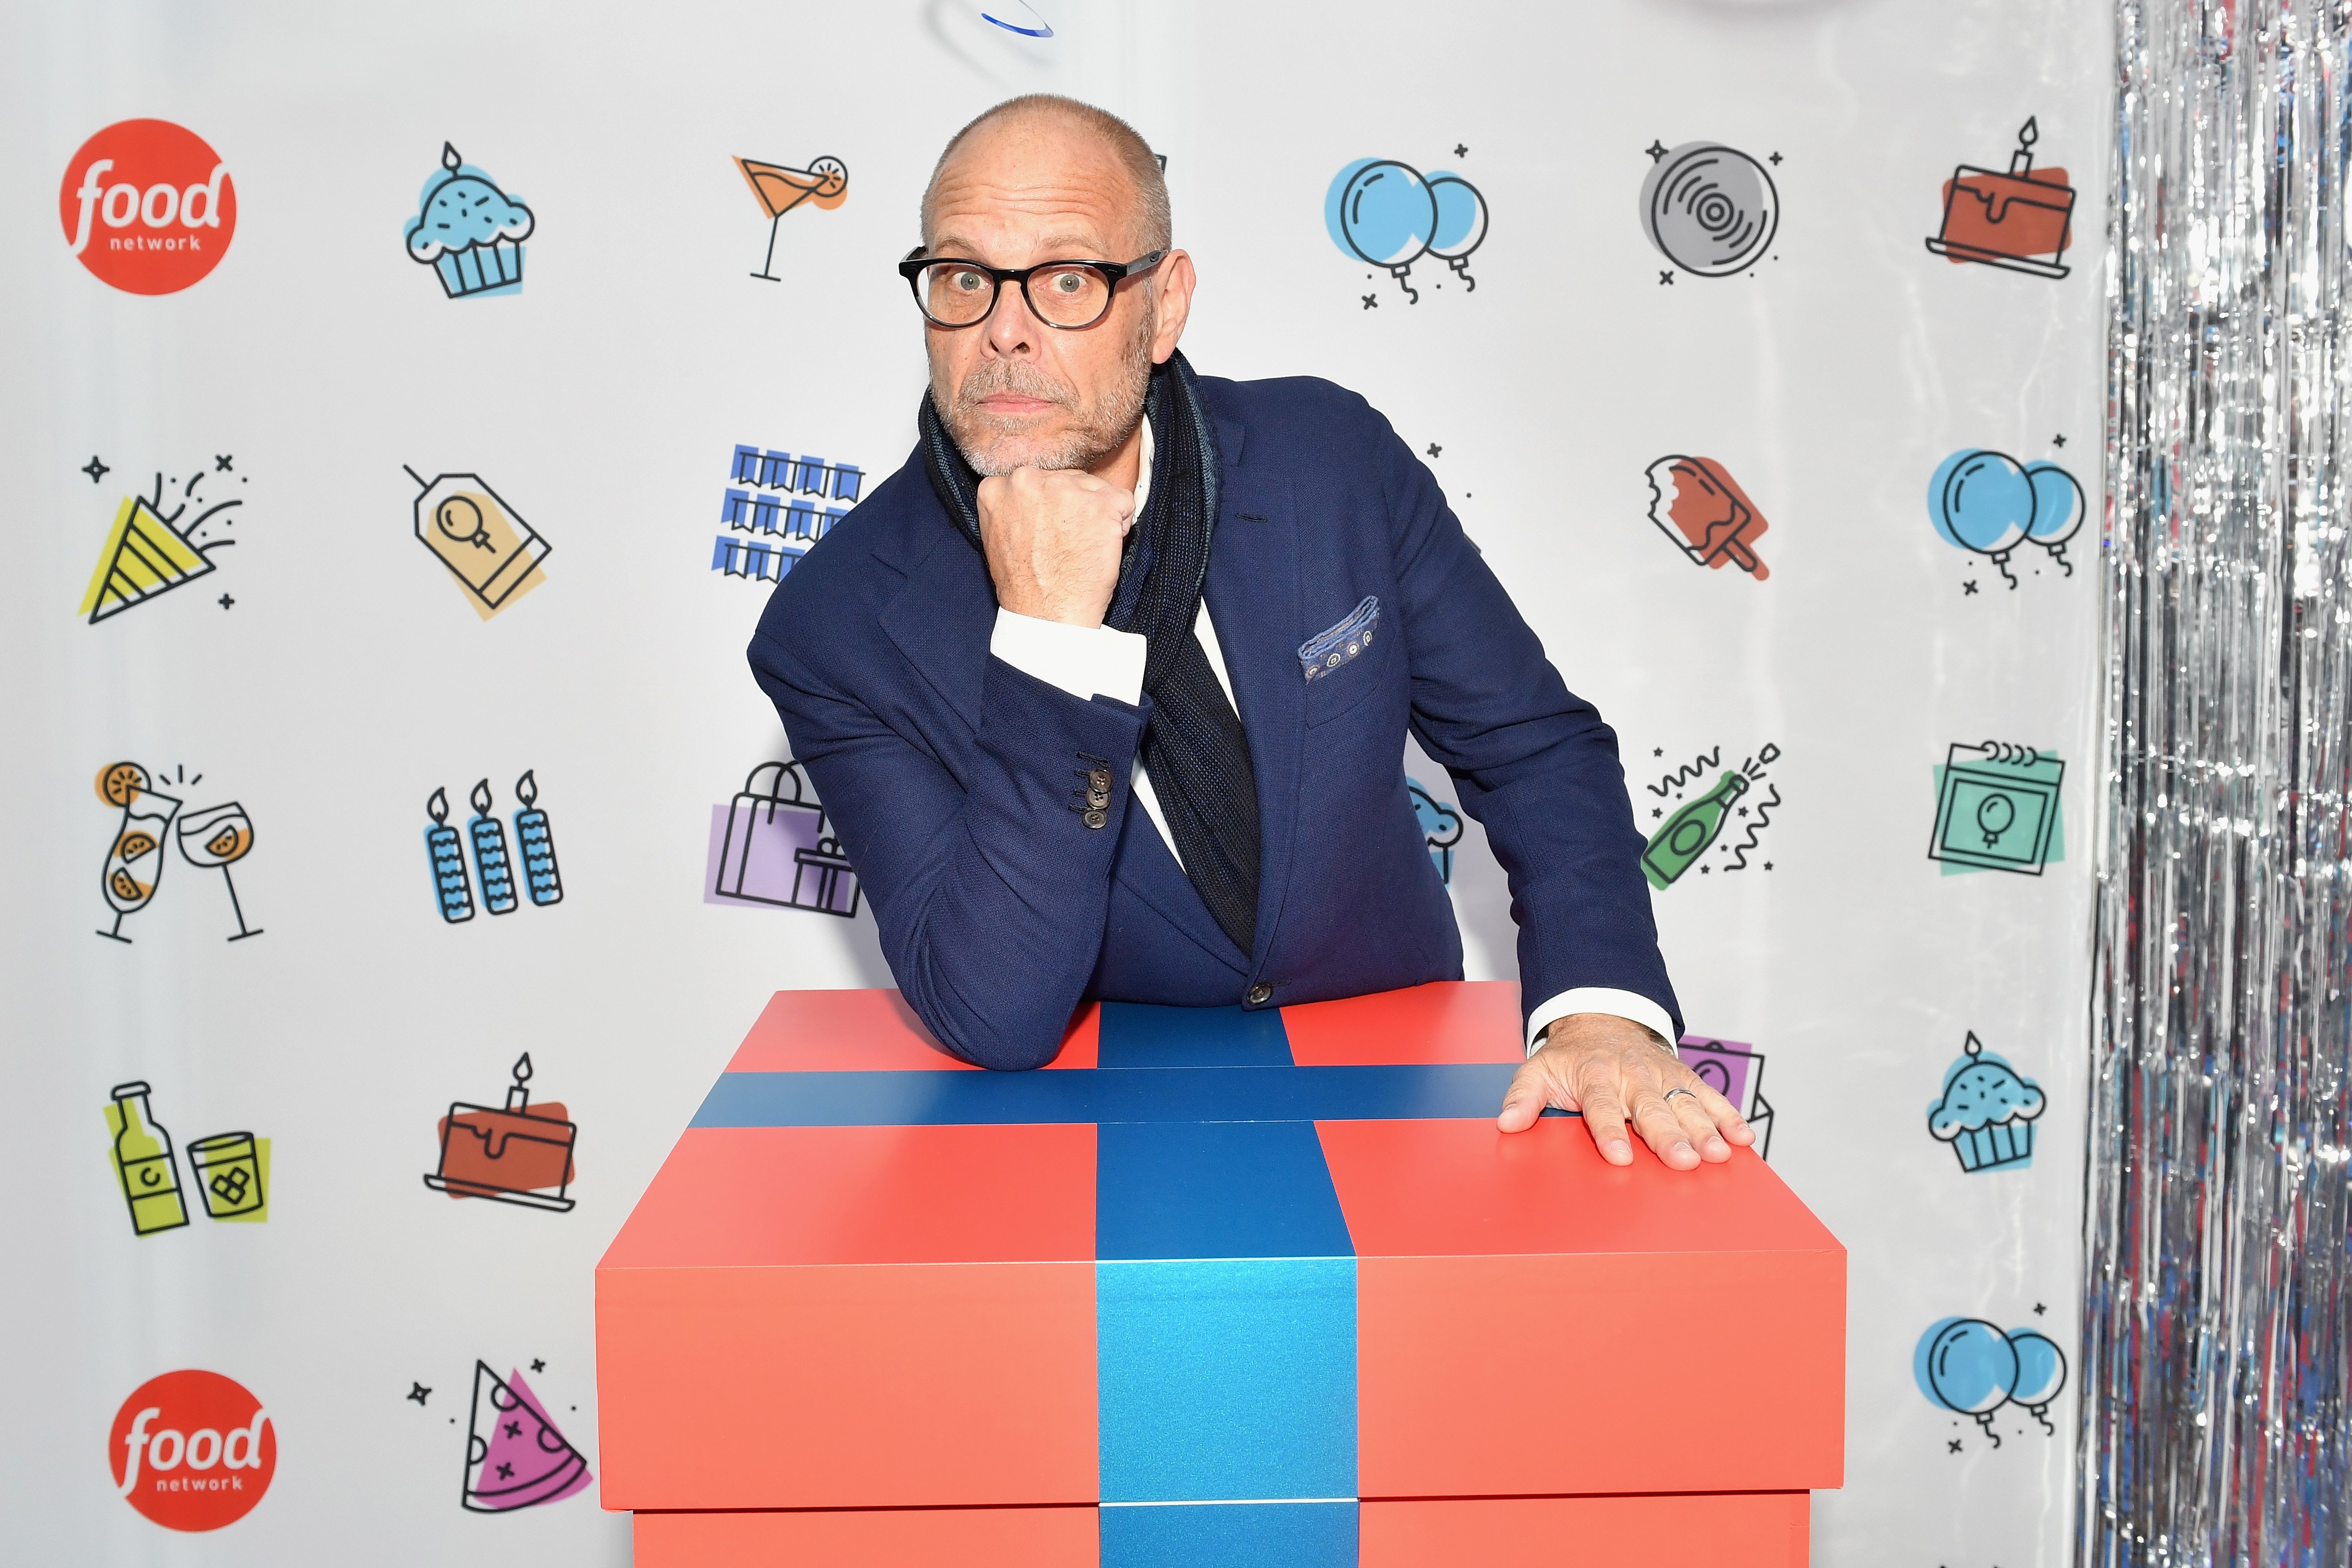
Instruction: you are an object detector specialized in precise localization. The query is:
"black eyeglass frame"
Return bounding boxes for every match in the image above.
[897,247,1170,329]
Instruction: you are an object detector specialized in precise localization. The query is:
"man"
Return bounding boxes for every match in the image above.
[750,96,1752,1172]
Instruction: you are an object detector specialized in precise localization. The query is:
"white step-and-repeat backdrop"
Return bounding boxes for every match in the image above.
[0,1,2105,1561]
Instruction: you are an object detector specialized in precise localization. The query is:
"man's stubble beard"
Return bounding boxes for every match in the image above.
[935,302,1156,477]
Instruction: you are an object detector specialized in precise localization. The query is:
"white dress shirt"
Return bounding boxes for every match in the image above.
[984,424,1679,1058]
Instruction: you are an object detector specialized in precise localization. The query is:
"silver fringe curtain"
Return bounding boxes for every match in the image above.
[2090,0,2352,1562]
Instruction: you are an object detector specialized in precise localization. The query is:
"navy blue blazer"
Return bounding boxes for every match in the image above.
[748,374,1680,1069]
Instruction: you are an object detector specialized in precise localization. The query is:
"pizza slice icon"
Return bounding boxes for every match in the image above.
[460,1361,592,1512]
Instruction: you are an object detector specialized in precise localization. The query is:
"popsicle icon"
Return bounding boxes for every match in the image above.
[1643,456,1771,581]
[403,465,551,618]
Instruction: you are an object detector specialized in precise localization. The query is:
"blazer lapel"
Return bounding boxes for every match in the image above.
[879,524,996,733]
[1204,441,1305,977]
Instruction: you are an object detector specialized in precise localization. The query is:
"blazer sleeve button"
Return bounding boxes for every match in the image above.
[1083,808,1108,829]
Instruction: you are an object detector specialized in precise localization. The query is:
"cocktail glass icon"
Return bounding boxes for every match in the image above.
[97,762,181,944]
[177,802,262,942]
[403,466,551,618]
[736,156,848,282]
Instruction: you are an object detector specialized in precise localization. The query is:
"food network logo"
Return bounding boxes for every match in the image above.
[109,1370,275,1531]
[60,119,236,294]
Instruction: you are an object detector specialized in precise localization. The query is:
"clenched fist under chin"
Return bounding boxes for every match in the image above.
[977,467,1137,626]
[1497,1012,1755,1170]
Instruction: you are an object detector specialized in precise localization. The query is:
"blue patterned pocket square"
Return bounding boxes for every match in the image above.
[1298,596,1380,682]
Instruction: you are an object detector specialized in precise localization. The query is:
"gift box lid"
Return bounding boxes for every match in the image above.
[595,984,1844,1512]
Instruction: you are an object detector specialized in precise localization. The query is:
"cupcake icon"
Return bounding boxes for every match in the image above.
[1927,1032,2045,1173]
[404,143,533,299]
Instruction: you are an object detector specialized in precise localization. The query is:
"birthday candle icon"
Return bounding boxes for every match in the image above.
[425,787,475,923]
[469,780,517,915]
[513,769,563,908]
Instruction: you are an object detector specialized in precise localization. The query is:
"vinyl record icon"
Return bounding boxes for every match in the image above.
[1642,143,1779,277]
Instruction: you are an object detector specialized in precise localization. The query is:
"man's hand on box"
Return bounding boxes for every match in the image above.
[1495,1012,1754,1170]
[977,467,1135,627]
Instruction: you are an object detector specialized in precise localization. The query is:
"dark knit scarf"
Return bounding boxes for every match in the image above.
[920,350,1261,955]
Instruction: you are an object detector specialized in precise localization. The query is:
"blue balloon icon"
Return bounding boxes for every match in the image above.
[2024,463,2086,572]
[1427,172,1489,291]
[1929,449,2087,588]
[2006,1328,2068,1433]
[1327,159,1439,302]
[1914,1315,2070,1447]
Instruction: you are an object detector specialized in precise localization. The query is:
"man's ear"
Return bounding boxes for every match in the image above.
[1150,250,1196,364]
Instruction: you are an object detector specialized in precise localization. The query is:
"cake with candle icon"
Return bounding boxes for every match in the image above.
[403,143,534,299]
[1928,1033,2045,1173]
[425,1053,578,1210]
[1925,118,2077,279]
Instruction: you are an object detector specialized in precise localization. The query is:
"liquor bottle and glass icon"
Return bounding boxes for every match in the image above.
[735,155,847,282]
[109,1082,187,1235]
[424,1054,578,1212]
[424,772,563,923]
[1929,741,2064,875]
[1642,745,1781,889]
[1925,117,2077,278]
[403,466,551,619]
[95,762,262,943]
[107,1081,268,1236]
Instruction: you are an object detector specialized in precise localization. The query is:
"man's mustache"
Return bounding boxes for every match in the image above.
[955,361,1076,415]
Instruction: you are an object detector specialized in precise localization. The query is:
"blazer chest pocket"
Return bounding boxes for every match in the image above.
[1300,595,1389,726]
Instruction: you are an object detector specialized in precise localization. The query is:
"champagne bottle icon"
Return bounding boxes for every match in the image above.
[109,1081,189,1236]
[1641,745,1780,889]
[1644,773,1747,888]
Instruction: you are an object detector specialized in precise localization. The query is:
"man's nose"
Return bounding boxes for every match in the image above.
[981,278,1041,356]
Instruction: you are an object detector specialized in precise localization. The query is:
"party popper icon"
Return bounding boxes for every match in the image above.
[403,465,550,618]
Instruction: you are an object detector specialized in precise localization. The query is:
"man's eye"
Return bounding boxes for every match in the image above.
[1050,272,1084,293]
[949,269,986,292]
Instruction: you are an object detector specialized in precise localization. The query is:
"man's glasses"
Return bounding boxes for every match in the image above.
[898,248,1168,330]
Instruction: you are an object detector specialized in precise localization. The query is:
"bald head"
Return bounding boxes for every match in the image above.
[921,95,1170,255]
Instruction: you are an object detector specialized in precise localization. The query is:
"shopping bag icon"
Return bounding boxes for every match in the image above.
[711,761,861,917]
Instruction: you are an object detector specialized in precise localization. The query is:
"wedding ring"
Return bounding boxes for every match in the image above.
[1663,1087,1698,1103]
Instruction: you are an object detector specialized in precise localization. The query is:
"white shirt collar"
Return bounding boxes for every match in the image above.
[1132,416,1154,517]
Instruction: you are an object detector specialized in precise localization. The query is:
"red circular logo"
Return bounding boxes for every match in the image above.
[109,1370,275,1531]
[60,120,236,294]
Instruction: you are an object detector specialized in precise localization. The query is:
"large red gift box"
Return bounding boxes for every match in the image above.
[596,982,1844,1565]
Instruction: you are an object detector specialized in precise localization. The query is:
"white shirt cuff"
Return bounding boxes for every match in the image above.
[1525,987,1680,1059]
[989,607,1147,706]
